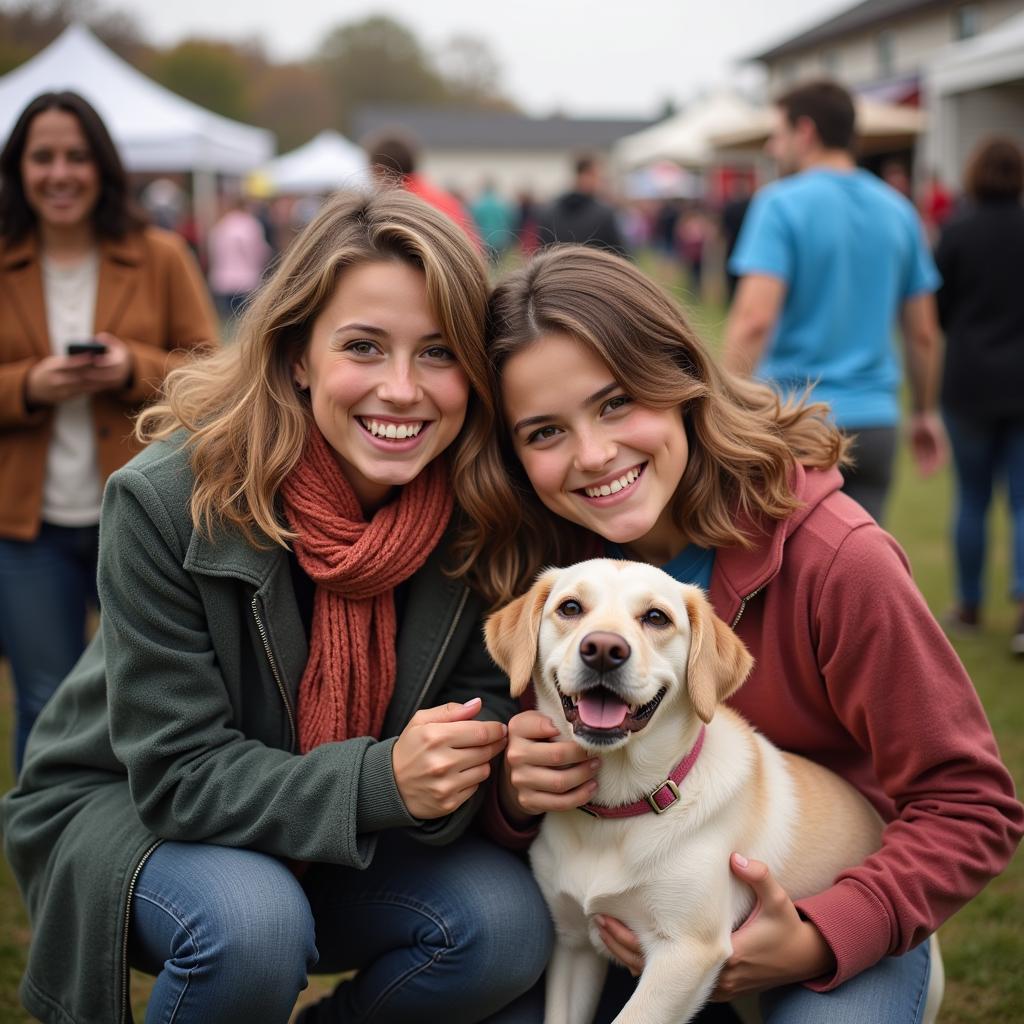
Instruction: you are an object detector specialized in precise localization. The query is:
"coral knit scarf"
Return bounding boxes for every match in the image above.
[280,427,453,753]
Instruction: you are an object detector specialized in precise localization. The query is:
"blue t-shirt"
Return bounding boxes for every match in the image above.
[608,543,715,591]
[729,168,940,429]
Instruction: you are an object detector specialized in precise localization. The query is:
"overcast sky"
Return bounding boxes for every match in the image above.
[119,0,855,117]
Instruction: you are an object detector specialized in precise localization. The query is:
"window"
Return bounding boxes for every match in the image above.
[876,29,895,76]
[822,48,841,75]
[955,4,980,40]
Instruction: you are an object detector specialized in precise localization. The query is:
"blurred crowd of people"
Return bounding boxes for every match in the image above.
[127,120,973,329]
[3,84,1023,777]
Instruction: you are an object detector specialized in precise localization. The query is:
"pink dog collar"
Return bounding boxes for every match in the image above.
[579,726,706,818]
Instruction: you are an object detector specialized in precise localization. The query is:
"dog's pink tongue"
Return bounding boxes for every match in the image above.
[577,691,629,729]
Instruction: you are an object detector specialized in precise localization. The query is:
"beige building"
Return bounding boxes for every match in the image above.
[745,0,1024,186]
[751,0,1024,101]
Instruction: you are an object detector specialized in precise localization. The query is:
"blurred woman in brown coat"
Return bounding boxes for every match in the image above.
[0,91,217,769]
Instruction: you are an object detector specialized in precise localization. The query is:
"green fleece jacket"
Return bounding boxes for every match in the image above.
[1,437,514,1024]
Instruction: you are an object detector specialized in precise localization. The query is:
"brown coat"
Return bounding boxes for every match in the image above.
[0,226,218,540]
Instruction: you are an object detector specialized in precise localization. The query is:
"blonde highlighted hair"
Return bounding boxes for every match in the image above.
[137,188,491,547]
[455,245,849,606]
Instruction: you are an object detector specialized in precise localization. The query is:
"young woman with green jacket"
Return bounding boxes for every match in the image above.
[2,189,551,1024]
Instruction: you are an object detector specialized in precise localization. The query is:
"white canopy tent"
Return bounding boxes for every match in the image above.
[0,24,275,242]
[709,98,927,157]
[615,92,761,170]
[259,131,371,195]
[0,24,274,172]
[924,12,1024,186]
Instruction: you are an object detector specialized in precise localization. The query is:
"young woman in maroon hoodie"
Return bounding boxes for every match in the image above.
[461,245,1023,1022]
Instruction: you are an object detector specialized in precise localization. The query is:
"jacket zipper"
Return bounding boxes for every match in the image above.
[407,585,470,719]
[730,584,767,630]
[252,595,297,752]
[120,840,162,1024]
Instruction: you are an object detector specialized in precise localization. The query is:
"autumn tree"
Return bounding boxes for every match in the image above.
[0,0,146,74]
[436,33,513,110]
[249,63,334,153]
[315,15,449,131]
[147,38,254,122]
[0,6,518,158]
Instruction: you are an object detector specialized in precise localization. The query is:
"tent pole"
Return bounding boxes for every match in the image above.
[192,168,218,267]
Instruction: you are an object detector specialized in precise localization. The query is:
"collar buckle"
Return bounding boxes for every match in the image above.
[645,778,681,814]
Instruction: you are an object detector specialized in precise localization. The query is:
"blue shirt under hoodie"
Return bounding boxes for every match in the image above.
[608,542,715,591]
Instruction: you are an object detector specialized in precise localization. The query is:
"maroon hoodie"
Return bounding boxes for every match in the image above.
[486,465,1023,989]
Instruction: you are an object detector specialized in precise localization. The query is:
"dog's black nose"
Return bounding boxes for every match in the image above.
[579,631,631,673]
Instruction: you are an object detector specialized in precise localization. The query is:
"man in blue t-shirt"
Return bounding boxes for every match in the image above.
[723,79,946,523]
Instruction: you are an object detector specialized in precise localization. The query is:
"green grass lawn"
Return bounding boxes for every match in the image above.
[1,273,1021,1021]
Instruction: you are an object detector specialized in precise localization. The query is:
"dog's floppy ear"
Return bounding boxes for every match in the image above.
[683,588,754,723]
[484,569,557,697]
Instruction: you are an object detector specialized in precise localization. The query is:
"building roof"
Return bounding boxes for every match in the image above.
[352,105,653,152]
[748,0,950,62]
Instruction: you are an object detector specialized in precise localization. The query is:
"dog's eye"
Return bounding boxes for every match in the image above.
[557,599,583,618]
[642,608,671,628]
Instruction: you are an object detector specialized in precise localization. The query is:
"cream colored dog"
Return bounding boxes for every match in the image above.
[485,558,884,1024]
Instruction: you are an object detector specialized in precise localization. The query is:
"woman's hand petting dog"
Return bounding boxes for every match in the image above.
[596,854,837,996]
[499,709,601,823]
[712,854,837,998]
[392,698,509,819]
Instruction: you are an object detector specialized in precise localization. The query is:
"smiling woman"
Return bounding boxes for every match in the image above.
[0,90,217,771]
[502,330,689,565]
[20,107,100,228]
[293,259,470,511]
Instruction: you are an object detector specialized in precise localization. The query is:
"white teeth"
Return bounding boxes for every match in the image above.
[584,466,641,499]
[363,419,424,440]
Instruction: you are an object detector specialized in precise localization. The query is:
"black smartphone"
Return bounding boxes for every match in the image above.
[67,340,108,356]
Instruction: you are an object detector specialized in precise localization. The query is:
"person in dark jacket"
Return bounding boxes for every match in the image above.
[535,154,627,257]
[1,189,551,1024]
[935,137,1024,655]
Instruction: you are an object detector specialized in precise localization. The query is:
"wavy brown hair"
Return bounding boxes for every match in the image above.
[137,188,491,548]
[456,245,849,606]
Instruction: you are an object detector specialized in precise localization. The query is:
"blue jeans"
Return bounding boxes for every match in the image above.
[130,832,552,1023]
[595,939,932,1023]
[945,413,1024,606]
[0,522,99,771]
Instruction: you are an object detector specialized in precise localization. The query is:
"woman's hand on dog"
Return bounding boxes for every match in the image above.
[594,915,645,976]
[499,710,601,822]
[392,698,509,819]
[711,854,836,999]
[595,854,837,994]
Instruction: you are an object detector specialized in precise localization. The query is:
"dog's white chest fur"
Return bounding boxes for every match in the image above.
[530,716,880,1024]
[531,715,785,960]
